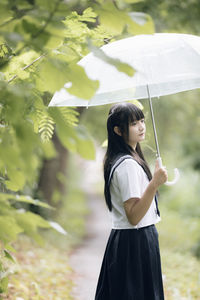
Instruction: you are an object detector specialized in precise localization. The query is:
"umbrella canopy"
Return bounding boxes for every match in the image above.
[49,33,200,107]
[49,33,200,185]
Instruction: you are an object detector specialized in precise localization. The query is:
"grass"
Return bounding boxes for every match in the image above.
[1,236,74,300]
[158,205,200,299]
[1,155,90,299]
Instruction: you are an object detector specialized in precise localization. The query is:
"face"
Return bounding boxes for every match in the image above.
[127,118,146,149]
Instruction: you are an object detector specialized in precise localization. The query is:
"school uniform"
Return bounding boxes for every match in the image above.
[95,156,165,300]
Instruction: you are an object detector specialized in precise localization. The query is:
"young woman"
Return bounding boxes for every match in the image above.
[95,102,167,300]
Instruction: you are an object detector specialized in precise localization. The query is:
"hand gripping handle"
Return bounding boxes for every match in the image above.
[157,157,180,186]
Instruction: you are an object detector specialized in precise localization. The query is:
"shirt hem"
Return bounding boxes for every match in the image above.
[111,217,161,230]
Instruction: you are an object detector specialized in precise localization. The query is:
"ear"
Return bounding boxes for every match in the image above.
[114,126,122,136]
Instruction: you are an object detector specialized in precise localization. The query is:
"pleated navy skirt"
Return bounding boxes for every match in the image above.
[95,225,164,300]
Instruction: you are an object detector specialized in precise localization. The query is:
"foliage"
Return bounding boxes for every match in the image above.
[157,204,200,299]
[0,0,155,294]
[43,153,90,251]
[162,249,200,299]
[133,0,200,34]
[1,236,73,300]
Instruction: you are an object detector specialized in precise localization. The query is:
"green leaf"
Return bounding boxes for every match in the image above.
[79,7,97,23]
[88,41,135,77]
[4,244,16,253]
[49,221,67,235]
[15,211,51,245]
[0,193,53,209]
[5,169,26,192]
[95,2,133,35]
[56,107,79,127]
[58,128,77,152]
[35,58,69,93]
[0,216,23,244]
[50,108,95,158]
[65,64,99,100]
[3,50,38,80]
[0,276,8,293]
[16,195,54,209]
[0,193,50,210]
[37,109,55,142]
[0,43,13,66]
[0,4,13,24]
[95,2,154,36]
[63,15,90,41]
[4,250,16,263]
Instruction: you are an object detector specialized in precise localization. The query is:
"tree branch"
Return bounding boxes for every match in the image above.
[7,54,45,84]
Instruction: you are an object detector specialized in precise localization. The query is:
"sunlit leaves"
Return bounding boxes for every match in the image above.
[63,13,90,42]
[36,109,55,142]
[63,7,97,25]
[56,107,79,127]
[2,50,39,81]
[0,43,13,66]
[79,7,97,23]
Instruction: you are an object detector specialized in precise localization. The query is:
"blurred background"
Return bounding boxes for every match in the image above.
[0,0,200,299]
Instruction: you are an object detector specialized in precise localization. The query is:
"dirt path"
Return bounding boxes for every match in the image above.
[69,195,110,300]
[69,149,111,300]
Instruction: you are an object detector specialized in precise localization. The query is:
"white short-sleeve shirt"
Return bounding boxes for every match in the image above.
[110,159,161,229]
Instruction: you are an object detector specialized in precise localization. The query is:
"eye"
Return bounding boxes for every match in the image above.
[131,121,137,126]
[141,119,145,123]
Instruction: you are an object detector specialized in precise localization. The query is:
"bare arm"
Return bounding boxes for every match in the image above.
[124,159,168,226]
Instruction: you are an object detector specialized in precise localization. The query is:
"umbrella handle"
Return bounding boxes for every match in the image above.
[157,157,180,186]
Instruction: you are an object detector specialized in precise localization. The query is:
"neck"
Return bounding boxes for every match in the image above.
[128,142,137,151]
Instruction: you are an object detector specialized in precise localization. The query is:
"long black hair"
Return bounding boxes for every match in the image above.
[104,102,152,211]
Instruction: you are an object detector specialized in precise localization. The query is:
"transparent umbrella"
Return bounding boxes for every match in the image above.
[49,33,200,185]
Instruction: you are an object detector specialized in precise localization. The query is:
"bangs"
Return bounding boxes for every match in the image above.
[108,102,144,130]
[127,104,144,123]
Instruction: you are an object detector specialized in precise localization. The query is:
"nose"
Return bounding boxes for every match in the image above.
[139,121,145,131]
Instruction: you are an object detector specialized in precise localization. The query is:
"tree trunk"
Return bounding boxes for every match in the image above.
[35,107,85,215]
[36,133,68,212]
